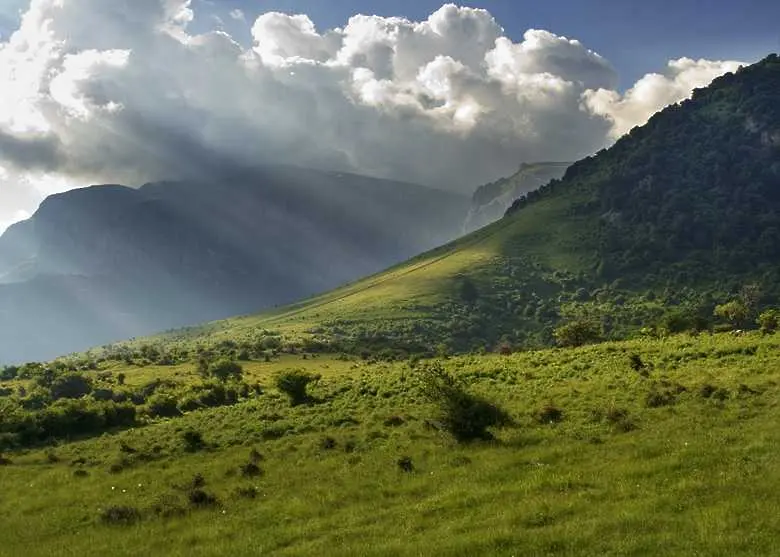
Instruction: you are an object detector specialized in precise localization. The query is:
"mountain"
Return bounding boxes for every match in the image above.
[0,166,469,363]
[463,162,571,232]
[129,54,780,357]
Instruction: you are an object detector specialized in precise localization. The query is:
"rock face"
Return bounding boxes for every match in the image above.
[0,165,469,363]
[463,162,570,233]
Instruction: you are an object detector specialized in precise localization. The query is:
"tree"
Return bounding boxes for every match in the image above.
[206,359,243,382]
[49,373,93,400]
[714,300,749,329]
[417,362,511,442]
[757,309,780,334]
[553,319,602,348]
[275,369,319,406]
[458,277,478,304]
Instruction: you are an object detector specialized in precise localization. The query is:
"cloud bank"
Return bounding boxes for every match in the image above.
[0,1,744,230]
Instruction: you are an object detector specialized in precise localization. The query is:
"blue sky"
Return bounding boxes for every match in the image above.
[1,0,777,87]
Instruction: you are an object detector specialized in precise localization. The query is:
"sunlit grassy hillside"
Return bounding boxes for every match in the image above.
[2,331,780,556]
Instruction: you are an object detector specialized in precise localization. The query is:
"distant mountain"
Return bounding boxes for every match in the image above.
[0,166,469,362]
[142,54,780,356]
[463,162,570,232]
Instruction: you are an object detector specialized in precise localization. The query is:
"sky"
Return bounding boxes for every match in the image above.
[0,0,775,232]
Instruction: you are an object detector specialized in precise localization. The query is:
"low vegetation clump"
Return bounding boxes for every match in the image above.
[274,369,320,406]
[417,362,512,442]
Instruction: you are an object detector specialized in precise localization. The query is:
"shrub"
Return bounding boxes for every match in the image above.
[535,404,563,424]
[417,363,512,443]
[758,309,780,334]
[182,429,205,452]
[320,436,337,450]
[146,393,182,418]
[629,354,645,372]
[397,456,414,473]
[236,486,258,499]
[714,300,750,329]
[49,373,93,400]
[100,506,141,525]
[248,448,263,463]
[0,366,19,381]
[553,319,601,348]
[207,359,243,383]
[275,370,319,406]
[240,462,262,477]
[190,473,206,489]
[604,407,636,433]
[188,489,218,508]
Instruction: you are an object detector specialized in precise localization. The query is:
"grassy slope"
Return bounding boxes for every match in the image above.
[3,331,780,556]
[139,187,596,351]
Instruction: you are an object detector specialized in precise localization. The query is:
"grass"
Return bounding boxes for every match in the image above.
[3,331,780,555]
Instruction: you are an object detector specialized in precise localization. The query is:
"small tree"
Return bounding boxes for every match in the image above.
[0,366,19,381]
[757,309,780,334]
[714,300,749,329]
[458,277,478,304]
[417,362,511,443]
[275,369,319,406]
[553,319,601,348]
[206,359,243,382]
[49,373,93,400]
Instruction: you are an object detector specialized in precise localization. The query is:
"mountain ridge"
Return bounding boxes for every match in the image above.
[107,54,780,359]
[0,166,469,363]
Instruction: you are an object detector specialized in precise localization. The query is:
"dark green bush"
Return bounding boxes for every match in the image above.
[205,359,243,382]
[418,363,511,442]
[275,370,319,406]
[240,462,262,477]
[182,429,205,452]
[100,506,141,525]
[397,456,414,472]
[145,393,181,418]
[49,373,92,400]
[188,489,218,508]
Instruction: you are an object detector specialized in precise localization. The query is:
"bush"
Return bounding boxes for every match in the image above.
[206,359,244,382]
[100,506,141,525]
[758,309,780,334]
[397,456,414,473]
[182,429,205,452]
[553,320,602,348]
[603,407,636,433]
[236,486,258,499]
[320,436,337,450]
[417,363,511,443]
[240,462,262,477]
[0,366,19,381]
[188,489,219,508]
[629,354,646,372]
[714,300,750,329]
[275,370,319,406]
[535,404,564,424]
[49,373,93,400]
[146,393,182,418]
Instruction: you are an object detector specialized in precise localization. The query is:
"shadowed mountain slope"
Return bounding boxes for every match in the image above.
[0,166,469,363]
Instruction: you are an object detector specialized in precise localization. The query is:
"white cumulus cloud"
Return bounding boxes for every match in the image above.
[582,57,744,138]
[0,1,746,232]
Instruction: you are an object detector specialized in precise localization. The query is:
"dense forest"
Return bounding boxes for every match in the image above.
[508,54,780,290]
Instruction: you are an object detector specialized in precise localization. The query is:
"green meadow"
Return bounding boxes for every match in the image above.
[3,331,780,556]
